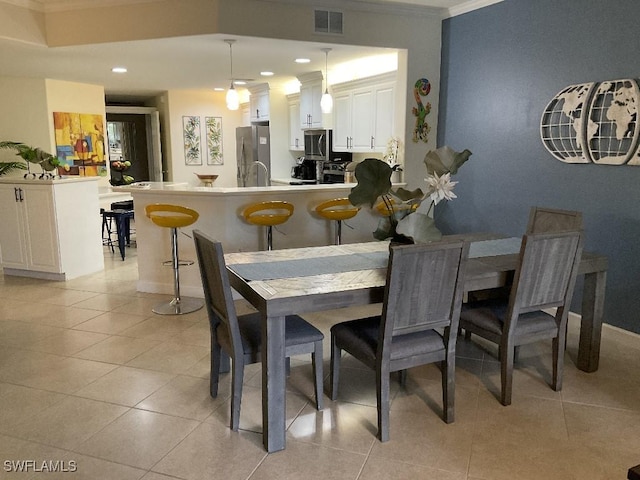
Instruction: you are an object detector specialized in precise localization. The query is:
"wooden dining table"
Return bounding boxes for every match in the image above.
[225,235,608,453]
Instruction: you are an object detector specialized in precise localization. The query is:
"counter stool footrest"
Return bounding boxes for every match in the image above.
[162,259,195,267]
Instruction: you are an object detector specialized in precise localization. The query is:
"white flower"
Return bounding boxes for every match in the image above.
[425,172,457,205]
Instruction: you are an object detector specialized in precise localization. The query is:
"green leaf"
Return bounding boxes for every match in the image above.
[424,146,472,176]
[391,187,424,202]
[348,158,392,207]
[396,213,442,244]
[372,216,394,240]
[0,161,27,176]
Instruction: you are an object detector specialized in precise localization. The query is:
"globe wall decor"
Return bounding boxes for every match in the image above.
[541,78,640,166]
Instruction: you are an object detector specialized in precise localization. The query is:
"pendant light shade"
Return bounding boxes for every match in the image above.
[320,48,333,114]
[225,39,239,111]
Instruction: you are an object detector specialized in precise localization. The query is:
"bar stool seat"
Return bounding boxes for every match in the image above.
[242,201,294,250]
[315,198,360,245]
[145,203,203,315]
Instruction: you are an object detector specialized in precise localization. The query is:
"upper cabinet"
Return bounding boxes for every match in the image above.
[297,71,324,129]
[287,94,304,151]
[332,72,396,153]
[249,84,270,122]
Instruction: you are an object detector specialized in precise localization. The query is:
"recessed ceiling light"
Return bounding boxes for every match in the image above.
[213,87,225,91]
[234,80,247,85]
[111,66,127,73]
[260,71,274,76]
[295,58,311,64]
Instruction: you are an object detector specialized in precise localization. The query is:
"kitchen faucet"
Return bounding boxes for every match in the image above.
[249,160,270,186]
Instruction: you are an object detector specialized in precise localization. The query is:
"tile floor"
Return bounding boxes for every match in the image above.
[1,248,639,479]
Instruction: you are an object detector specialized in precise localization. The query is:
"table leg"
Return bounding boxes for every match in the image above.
[577,270,606,372]
[262,314,286,452]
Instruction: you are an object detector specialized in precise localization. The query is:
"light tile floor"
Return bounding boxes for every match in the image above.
[1,248,640,479]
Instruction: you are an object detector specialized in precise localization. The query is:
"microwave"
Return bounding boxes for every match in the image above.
[304,129,332,161]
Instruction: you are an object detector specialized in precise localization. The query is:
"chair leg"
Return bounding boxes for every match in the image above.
[329,334,341,401]
[500,341,514,406]
[312,340,323,410]
[376,365,390,442]
[514,345,520,364]
[230,356,245,431]
[285,357,291,376]
[552,334,564,391]
[442,356,455,423]
[398,369,407,386]
[210,333,221,398]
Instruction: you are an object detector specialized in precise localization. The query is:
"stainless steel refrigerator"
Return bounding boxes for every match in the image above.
[236,125,270,187]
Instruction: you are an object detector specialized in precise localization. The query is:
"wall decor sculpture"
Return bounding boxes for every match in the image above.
[205,116,223,165]
[182,116,202,165]
[412,78,432,143]
[541,78,640,165]
[53,112,106,176]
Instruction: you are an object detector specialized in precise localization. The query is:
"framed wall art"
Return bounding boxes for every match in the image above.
[182,116,202,165]
[53,112,107,176]
[205,116,223,165]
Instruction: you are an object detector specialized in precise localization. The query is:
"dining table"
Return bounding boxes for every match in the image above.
[225,234,608,452]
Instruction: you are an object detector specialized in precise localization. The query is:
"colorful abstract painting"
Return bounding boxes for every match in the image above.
[182,116,202,165]
[205,116,223,165]
[53,112,107,176]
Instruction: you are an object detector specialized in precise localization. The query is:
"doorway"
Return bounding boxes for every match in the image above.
[106,106,163,183]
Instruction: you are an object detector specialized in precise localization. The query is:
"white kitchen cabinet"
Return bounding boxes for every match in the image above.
[249,84,270,122]
[240,102,251,126]
[287,94,304,151]
[332,72,396,153]
[297,71,324,129]
[0,178,104,280]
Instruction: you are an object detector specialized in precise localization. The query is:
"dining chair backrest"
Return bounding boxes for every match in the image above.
[526,206,583,234]
[508,231,583,318]
[193,230,243,356]
[380,240,469,343]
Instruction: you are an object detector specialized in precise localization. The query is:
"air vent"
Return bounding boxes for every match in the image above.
[314,9,343,34]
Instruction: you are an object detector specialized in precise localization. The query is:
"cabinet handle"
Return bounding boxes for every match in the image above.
[18,188,24,202]
[371,136,374,149]
[256,109,260,118]
[14,187,19,202]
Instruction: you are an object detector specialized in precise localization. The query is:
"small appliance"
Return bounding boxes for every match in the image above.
[291,157,317,181]
[303,129,332,162]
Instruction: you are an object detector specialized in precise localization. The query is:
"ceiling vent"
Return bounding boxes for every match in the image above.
[314,9,343,35]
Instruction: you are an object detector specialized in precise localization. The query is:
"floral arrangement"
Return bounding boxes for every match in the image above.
[348,146,472,243]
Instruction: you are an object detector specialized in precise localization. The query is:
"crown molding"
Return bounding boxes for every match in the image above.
[0,0,165,13]
[259,0,446,18]
[446,0,503,18]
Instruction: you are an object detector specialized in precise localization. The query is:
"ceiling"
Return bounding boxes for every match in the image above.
[0,0,487,103]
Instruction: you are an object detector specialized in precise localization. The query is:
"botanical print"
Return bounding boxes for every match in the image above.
[205,116,223,165]
[412,78,432,143]
[53,112,106,176]
[183,116,202,165]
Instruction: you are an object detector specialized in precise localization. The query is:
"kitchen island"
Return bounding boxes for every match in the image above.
[119,182,389,297]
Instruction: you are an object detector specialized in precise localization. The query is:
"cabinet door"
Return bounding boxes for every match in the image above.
[351,89,374,150]
[299,81,324,128]
[288,100,303,151]
[373,84,395,151]
[250,90,270,121]
[332,92,352,151]
[309,82,324,128]
[22,185,60,272]
[0,185,28,268]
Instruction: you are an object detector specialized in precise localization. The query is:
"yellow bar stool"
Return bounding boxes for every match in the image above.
[242,201,294,250]
[315,198,360,245]
[145,204,204,315]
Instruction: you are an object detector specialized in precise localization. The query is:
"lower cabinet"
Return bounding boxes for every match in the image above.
[0,179,104,280]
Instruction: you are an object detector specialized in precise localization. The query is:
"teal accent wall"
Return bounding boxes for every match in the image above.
[438,0,640,333]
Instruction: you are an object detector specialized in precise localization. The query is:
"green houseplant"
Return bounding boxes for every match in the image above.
[348,146,472,243]
[0,141,64,178]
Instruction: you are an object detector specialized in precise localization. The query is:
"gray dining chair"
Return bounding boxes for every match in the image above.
[459,231,583,406]
[329,240,469,442]
[526,206,583,234]
[193,230,324,431]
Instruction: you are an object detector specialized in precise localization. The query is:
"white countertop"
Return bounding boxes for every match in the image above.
[117,181,361,196]
[0,176,99,185]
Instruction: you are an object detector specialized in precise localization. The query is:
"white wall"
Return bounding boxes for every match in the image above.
[165,89,243,187]
[0,77,51,177]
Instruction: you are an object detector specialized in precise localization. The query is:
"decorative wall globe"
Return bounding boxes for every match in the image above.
[541,78,640,166]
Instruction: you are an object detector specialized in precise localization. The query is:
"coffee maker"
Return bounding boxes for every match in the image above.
[292,157,317,182]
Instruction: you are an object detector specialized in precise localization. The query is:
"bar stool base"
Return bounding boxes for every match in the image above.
[152,297,203,315]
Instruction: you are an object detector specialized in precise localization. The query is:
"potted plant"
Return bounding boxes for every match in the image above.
[0,141,65,178]
[348,146,472,243]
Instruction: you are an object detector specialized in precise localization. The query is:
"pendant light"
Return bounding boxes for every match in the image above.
[320,48,333,114]
[224,39,239,111]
